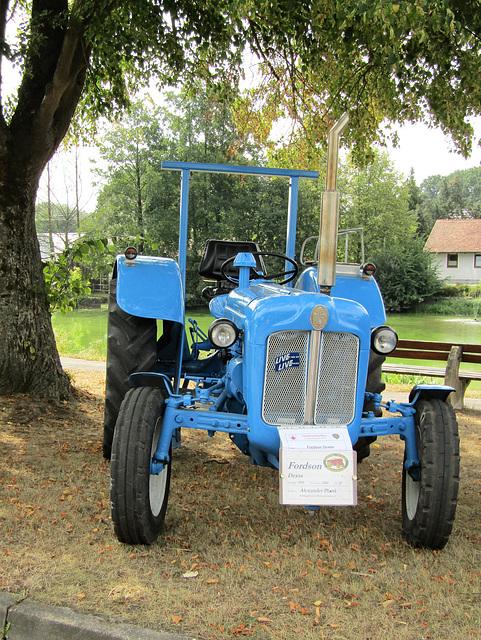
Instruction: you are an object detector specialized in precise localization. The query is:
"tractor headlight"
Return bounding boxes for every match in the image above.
[371,325,398,355]
[208,319,239,349]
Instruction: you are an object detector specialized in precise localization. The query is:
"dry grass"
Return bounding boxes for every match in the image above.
[1,371,480,640]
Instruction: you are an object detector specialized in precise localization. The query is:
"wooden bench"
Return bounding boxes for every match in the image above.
[382,339,481,410]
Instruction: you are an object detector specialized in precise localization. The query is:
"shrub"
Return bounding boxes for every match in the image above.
[456,283,470,297]
[438,283,460,298]
[372,237,443,312]
[412,297,480,316]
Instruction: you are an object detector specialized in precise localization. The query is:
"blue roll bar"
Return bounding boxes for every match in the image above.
[161,161,319,291]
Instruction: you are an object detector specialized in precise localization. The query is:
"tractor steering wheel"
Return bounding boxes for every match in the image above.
[220,251,299,286]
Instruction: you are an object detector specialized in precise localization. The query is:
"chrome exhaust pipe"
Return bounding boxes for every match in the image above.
[318,113,349,293]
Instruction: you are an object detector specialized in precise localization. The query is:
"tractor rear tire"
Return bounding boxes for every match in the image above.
[355,351,386,462]
[110,386,171,545]
[103,279,157,459]
[402,396,459,549]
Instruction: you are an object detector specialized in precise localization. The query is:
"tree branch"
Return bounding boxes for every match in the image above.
[247,18,281,83]
[0,0,9,131]
[8,0,97,172]
[36,2,90,148]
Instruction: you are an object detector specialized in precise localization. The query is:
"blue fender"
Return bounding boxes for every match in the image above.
[116,255,184,323]
[209,294,228,318]
[409,385,455,404]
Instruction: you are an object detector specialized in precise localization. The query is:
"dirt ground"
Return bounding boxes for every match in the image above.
[1,370,480,640]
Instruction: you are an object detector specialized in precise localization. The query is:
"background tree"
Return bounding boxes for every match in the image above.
[406,169,422,215]
[35,201,88,252]
[338,150,417,260]
[414,166,481,236]
[89,103,166,254]
[34,144,94,255]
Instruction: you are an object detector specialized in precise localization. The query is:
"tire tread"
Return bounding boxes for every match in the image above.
[402,397,459,549]
[103,280,157,459]
[110,387,170,545]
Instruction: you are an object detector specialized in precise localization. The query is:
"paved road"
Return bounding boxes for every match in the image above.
[1,591,193,640]
[61,356,106,372]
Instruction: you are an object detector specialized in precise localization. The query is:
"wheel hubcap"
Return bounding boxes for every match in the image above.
[150,419,167,517]
[405,473,420,521]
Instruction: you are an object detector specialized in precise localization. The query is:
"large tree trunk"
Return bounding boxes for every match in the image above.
[0,1,92,400]
[0,162,71,399]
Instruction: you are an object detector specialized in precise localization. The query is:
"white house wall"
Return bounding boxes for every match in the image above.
[431,252,481,284]
[37,232,82,261]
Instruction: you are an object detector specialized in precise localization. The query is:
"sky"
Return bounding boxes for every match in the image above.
[385,119,481,183]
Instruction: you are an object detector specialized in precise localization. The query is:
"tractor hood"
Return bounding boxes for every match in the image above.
[220,282,371,347]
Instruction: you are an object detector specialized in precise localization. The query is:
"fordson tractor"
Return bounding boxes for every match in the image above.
[103,115,459,549]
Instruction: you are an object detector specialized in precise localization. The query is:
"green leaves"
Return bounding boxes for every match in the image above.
[43,237,110,314]
[234,0,481,161]
[8,0,481,166]
[339,150,416,260]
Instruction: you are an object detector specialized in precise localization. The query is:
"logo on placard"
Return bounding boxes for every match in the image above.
[323,453,349,472]
[274,352,300,372]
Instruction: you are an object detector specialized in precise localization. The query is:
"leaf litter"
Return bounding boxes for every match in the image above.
[1,371,480,639]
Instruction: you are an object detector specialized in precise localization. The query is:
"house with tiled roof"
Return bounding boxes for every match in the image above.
[424,219,481,284]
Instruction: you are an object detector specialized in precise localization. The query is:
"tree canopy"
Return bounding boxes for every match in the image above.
[236,1,481,163]
[5,2,481,160]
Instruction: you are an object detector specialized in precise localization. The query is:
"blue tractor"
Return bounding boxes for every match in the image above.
[103,115,459,549]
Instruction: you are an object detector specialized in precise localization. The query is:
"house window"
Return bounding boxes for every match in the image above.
[475,254,481,268]
[447,253,458,268]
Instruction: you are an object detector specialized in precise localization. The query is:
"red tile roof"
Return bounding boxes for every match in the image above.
[424,219,481,253]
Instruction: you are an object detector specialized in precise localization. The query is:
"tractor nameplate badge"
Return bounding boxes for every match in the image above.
[310,305,328,330]
[274,352,300,372]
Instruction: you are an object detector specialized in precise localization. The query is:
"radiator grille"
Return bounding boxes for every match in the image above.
[315,332,358,424]
[263,331,310,425]
[262,330,358,426]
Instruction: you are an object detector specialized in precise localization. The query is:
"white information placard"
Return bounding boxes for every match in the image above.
[278,427,357,506]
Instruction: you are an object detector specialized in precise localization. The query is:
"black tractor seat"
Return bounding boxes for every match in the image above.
[199,239,265,300]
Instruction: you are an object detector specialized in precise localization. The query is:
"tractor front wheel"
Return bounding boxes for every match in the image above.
[110,386,171,545]
[402,396,459,549]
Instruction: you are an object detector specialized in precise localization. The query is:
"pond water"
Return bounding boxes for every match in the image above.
[388,313,481,344]
[51,306,214,360]
[52,307,480,361]
[389,312,481,385]
[52,306,109,360]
